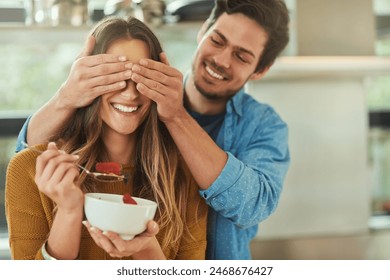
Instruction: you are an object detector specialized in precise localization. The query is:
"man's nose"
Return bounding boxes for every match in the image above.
[120,80,139,99]
[213,48,231,69]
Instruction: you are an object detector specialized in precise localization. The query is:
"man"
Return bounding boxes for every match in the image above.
[17,0,290,259]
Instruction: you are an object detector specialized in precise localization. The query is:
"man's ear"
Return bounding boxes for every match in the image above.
[249,67,270,81]
[197,19,210,43]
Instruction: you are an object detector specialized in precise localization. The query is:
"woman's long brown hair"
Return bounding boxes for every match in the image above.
[50,16,195,251]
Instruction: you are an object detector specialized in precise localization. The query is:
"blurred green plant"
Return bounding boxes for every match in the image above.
[0,43,79,111]
[376,38,390,56]
[366,76,390,111]
[368,38,390,111]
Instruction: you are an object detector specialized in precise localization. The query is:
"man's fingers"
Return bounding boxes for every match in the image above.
[80,54,128,68]
[137,58,180,78]
[159,52,170,66]
[89,80,127,97]
[72,55,130,83]
[90,62,132,79]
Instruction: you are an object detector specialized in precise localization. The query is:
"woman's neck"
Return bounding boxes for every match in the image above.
[102,131,136,164]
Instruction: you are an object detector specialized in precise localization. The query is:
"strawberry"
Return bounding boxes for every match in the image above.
[123,193,137,205]
[95,162,122,175]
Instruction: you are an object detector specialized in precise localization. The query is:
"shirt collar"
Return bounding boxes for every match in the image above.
[227,87,246,117]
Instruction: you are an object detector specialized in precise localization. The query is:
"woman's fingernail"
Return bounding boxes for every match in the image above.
[118,55,127,61]
[82,221,88,226]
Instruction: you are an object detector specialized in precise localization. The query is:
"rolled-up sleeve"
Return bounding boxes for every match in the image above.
[199,111,290,229]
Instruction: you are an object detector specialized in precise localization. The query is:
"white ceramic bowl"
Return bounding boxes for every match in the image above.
[84,193,158,240]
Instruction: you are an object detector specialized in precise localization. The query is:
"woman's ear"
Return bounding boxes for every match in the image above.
[249,67,270,81]
[197,19,210,43]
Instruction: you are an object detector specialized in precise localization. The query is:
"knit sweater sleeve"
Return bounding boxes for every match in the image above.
[5,147,53,260]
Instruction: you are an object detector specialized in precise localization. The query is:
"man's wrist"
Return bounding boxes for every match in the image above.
[53,84,76,112]
[162,106,190,127]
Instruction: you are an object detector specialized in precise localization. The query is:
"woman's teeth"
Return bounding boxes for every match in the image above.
[113,104,139,113]
[205,65,224,80]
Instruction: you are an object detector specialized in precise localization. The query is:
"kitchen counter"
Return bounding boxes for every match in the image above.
[266,56,390,79]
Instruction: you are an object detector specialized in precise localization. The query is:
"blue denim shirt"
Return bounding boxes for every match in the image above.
[15,115,31,153]
[15,88,290,260]
[197,87,290,260]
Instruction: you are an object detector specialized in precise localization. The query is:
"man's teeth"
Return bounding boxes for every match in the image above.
[113,104,138,113]
[205,66,224,80]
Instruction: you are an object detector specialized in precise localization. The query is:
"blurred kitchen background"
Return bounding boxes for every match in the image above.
[1,0,390,260]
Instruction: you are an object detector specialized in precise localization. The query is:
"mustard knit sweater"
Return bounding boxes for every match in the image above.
[5,146,207,260]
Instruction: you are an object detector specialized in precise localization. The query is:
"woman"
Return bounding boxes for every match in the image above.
[5,16,207,260]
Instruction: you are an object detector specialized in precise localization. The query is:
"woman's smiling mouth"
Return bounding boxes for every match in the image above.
[112,103,139,113]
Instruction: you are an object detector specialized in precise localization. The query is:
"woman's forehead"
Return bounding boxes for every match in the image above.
[107,38,150,61]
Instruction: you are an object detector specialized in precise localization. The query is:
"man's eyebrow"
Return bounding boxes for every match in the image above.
[213,30,256,59]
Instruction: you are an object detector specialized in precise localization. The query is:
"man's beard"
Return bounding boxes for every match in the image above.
[192,68,236,102]
[191,56,250,102]
[195,83,225,100]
